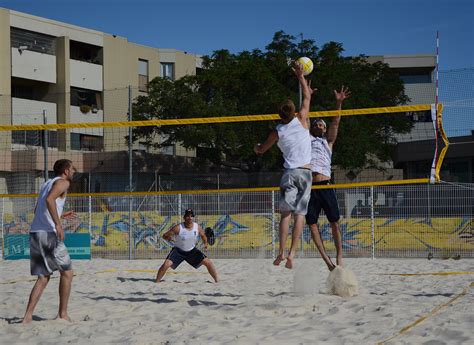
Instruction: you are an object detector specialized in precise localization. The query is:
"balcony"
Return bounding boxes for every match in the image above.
[11,47,56,83]
[70,105,104,136]
[70,60,103,91]
[12,97,57,125]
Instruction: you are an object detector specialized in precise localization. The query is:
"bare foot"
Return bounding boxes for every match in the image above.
[336,256,343,267]
[325,258,336,271]
[273,254,285,266]
[55,315,72,322]
[285,257,294,269]
[21,316,32,324]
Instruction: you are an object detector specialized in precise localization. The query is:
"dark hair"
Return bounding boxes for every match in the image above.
[53,159,72,176]
[278,100,296,121]
[183,208,195,217]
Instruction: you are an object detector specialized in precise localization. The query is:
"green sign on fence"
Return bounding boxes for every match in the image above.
[3,233,91,260]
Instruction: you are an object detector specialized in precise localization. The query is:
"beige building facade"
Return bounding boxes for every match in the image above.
[0,8,201,155]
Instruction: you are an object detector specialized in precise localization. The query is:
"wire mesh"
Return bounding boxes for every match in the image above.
[1,183,472,260]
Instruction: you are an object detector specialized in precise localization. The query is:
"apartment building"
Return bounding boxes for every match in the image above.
[0,8,203,194]
[0,8,202,147]
[367,54,437,142]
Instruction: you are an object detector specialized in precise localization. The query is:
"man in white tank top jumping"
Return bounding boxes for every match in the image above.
[22,159,77,324]
[156,208,219,283]
[306,86,350,271]
[254,63,315,269]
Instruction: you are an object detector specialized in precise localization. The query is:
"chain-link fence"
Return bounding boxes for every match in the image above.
[2,182,472,259]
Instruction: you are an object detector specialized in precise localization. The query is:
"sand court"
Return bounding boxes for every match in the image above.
[1,258,473,345]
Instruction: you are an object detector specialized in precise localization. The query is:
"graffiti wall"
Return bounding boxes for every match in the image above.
[2,211,472,257]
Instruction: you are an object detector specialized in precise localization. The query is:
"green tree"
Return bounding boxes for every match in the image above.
[132,31,411,172]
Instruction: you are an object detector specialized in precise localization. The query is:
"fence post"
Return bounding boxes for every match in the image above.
[128,85,133,260]
[158,175,161,214]
[154,170,158,212]
[43,110,48,182]
[217,174,220,216]
[1,197,4,259]
[88,172,92,248]
[271,190,275,260]
[370,186,375,259]
[427,182,431,220]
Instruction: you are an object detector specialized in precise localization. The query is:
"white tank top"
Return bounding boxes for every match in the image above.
[276,117,311,169]
[30,177,66,233]
[174,222,199,251]
[310,136,332,177]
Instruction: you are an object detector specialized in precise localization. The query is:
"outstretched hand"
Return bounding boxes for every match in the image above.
[307,79,318,96]
[334,85,350,103]
[293,62,305,78]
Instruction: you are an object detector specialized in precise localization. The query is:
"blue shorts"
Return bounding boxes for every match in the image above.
[305,181,341,224]
[166,247,206,269]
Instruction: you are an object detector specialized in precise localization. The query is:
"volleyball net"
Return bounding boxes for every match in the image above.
[0,103,445,197]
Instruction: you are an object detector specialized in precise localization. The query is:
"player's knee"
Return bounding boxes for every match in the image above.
[163,260,173,269]
[330,223,341,234]
[38,275,50,285]
[60,269,74,279]
[308,223,319,233]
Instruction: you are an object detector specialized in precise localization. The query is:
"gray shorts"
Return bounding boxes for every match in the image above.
[279,168,312,215]
[30,232,72,276]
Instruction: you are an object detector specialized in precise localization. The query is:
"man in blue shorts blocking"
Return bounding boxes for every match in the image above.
[156,208,219,283]
[306,86,350,271]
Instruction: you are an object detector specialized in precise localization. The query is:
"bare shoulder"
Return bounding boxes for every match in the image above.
[297,112,309,129]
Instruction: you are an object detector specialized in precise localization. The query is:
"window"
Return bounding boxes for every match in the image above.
[399,74,432,84]
[11,77,50,101]
[70,40,102,65]
[70,87,103,110]
[10,27,56,55]
[159,134,175,155]
[138,59,149,92]
[12,130,57,147]
[161,63,174,80]
[394,67,433,84]
[70,133,103,151]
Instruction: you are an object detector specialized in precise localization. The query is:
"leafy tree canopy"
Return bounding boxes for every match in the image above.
[132,31,411,172]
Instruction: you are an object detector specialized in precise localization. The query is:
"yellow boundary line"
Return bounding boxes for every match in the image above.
[377,282,474,345]
[0,178,430,198]
[0,105,432,131]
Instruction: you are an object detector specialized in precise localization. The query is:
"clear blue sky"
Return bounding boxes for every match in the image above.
[1,0,473,71]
